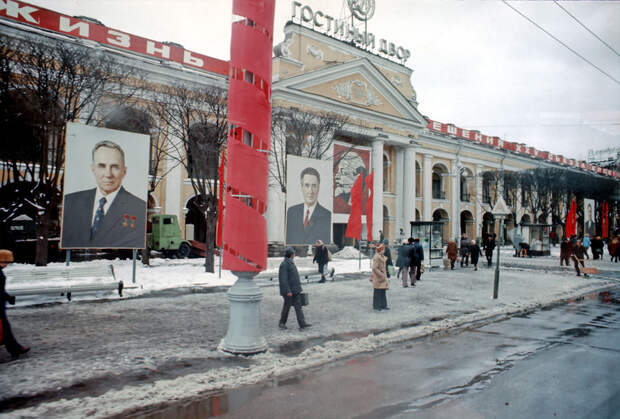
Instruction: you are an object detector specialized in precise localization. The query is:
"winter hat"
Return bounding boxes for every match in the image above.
[382,239,389,245]
[314,240,323,246]
[284,247,296,258]
[376,243,385,252]
[0,249,14,263]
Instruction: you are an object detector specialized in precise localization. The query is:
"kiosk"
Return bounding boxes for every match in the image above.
[410,221,444,268]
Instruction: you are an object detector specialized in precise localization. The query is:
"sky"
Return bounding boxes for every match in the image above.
[24,0,620,161]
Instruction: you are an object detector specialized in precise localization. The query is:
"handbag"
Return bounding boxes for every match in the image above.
[300,292,309,306]
[327,249,333,262]
[388,265,395,276]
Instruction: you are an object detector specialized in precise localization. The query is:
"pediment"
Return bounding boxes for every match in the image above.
[273,58,426,126]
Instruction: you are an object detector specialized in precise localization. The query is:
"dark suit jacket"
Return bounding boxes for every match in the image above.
[61,186,146,249]
[286,202,331,245]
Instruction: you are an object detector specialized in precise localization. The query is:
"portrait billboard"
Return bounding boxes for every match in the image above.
[583,198,595,237]
[286,155,333,245]
[60,122,149,249]
[333,142,371,214]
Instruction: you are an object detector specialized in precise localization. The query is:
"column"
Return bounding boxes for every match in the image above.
[451,159,460,241]
[403,146,416,234]
[371,139,384,241]
[475,164,483,238]
[516,185,522,225]
[165,135,183,218]
[395,147,405,239]
[423,154,433,221]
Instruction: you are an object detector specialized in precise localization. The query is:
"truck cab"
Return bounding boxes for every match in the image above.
[148,214,191,258]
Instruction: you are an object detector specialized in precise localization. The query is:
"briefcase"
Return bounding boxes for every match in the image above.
[300,292,309,306]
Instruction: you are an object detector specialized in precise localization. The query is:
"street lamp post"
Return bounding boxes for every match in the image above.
[492,196,510,299]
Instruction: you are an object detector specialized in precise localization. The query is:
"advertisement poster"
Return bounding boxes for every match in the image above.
[333,142,371,215]
[61,122,149,249]
[286,155,333,245]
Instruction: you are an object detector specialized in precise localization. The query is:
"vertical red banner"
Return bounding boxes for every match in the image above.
[222,0,275,272]
[345,173,363,240]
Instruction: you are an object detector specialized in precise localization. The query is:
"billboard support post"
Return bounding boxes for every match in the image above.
[132,249,137,284]
[65,250,70,266]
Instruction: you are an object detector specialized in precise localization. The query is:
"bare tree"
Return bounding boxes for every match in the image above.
[152,83,227,272]
[270,107,349,192]
[0,35,145,265]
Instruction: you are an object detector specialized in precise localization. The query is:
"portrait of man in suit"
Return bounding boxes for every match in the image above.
[61,140,147,249]
[286,166,332,245]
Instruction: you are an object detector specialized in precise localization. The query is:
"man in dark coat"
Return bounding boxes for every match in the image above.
[0,249,30,359]
[278,247,311,330]
[61,140,146,249]
[312,240,330,283]
[484,235,496,267]
[413,237,424,282]
[286,167,331,245]
[470,239,483,270]
[459,235,470,267]
[397,239,413,287]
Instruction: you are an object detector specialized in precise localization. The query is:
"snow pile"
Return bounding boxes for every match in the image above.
[333,246,362,259]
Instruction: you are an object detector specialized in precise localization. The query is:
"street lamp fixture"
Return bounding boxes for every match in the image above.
[491,196,510,299]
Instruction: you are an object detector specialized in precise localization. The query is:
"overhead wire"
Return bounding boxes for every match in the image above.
[501,0,620,87]
[552,0,620,58]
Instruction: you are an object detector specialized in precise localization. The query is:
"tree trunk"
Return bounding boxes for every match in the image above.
[141,247,150,265]
[35,211,49,266]
[204,212,216,273]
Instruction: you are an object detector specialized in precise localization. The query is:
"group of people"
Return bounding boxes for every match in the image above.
[560,233,620,276]
[445,234,491,270]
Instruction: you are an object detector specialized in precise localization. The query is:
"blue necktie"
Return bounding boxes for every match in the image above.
[91,197,107,236]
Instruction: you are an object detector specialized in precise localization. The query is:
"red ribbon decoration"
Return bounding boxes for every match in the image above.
[365,171,374,242]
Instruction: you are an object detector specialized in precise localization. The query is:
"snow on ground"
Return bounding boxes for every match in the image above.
[2,246,619,417]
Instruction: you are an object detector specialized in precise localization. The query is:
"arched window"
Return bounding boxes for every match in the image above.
[460,168,473,202]
[482,172,496,204]
[432,164,448,200]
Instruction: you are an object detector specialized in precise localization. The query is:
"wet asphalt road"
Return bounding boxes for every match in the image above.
[139,286,620,419]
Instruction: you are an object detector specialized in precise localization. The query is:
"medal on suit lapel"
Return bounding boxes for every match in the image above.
[122,214,129,228]
[130,215,136,229]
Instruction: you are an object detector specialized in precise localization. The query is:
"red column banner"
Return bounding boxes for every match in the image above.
[222,0,275,272]
[602,201,609,239]
[365,171,374,242]
[345,173,363,240]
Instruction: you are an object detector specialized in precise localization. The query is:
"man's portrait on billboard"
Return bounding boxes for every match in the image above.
[61,123,149,249]
[584,199,595,237]
[286,155,332,245]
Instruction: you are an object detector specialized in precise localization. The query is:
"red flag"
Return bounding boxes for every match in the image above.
[216,149,226,247]
[365,171,374,242]
[345,173,363,239]
[566,198,576,237]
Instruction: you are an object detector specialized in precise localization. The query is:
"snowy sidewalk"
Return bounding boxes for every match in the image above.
[0,252,619,417]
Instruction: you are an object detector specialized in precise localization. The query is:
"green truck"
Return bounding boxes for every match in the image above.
[147,214,192,258]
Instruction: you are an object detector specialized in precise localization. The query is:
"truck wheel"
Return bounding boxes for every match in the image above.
[177,242,191,258]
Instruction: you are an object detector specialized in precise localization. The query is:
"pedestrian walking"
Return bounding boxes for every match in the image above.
[370,243,389,311]
[572,240,589,277]
[610,236,620,263]
[413,237,424,282]
[1,249,30,359]
[396,239,413,287]
[382,239,393,278]
[445,240,458,270]
[560,237,570,265]
[407,238,419,286]
[583,234,591,260]
[278,247,312,330]
[459,235,470,267]
[470,239,483,270]
[484,234,496,267]
[591,236,603,260]
[312,240,329,283]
